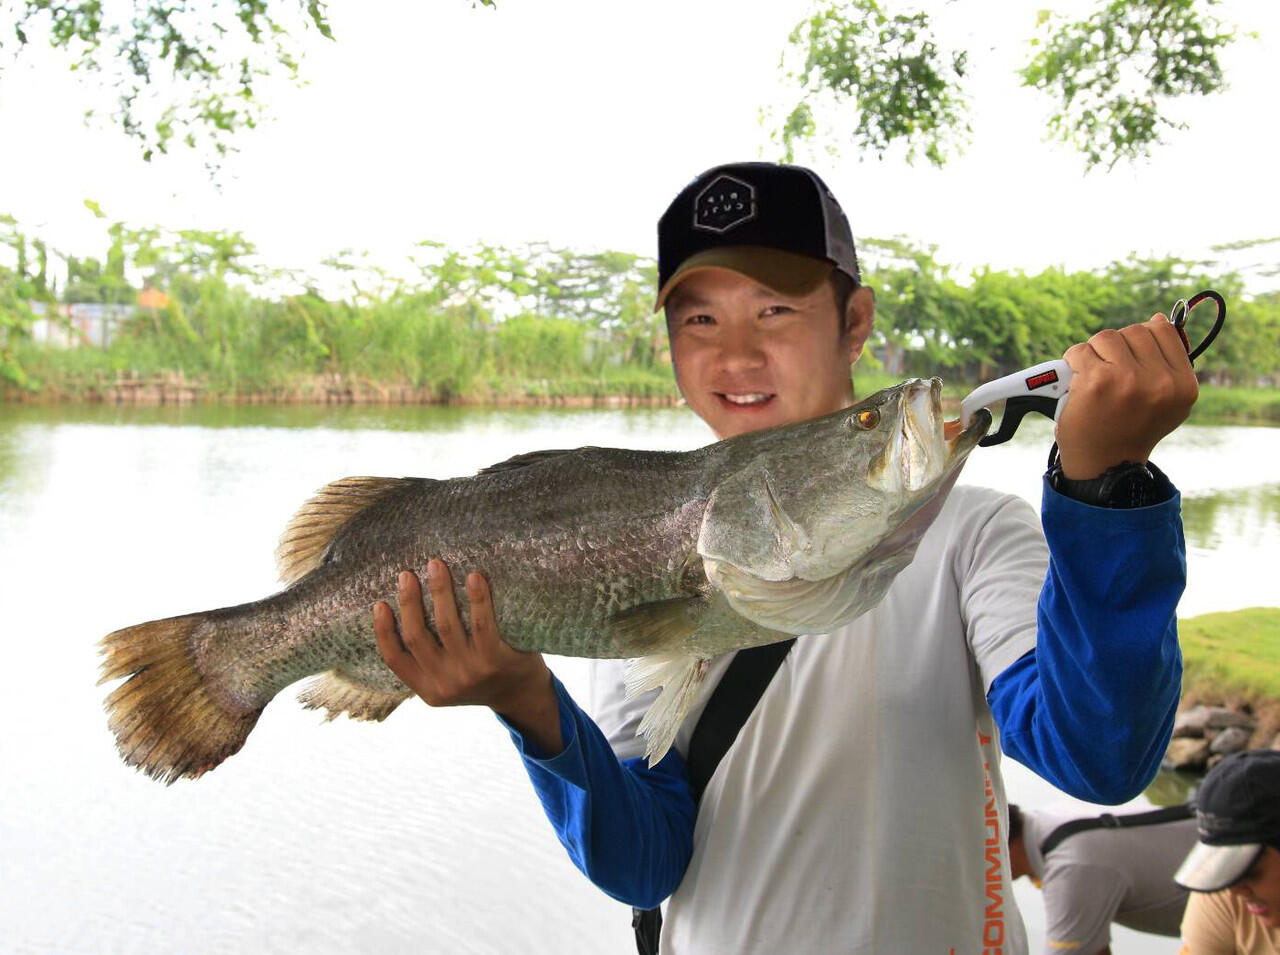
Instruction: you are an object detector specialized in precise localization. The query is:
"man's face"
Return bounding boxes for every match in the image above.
[1229,846,1280,928]
[664,268,870,440]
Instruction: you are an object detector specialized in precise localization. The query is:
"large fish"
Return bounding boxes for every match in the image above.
[100,378,990,783]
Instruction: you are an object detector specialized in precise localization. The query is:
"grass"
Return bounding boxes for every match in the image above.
[1179,607,1280,701]
[1189,386,1280,424]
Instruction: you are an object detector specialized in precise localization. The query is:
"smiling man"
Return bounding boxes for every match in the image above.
[375,161,1199,953]
[1177,750,1280,954]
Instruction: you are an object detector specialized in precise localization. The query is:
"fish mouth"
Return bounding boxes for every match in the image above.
[945,405,992,459]
[871,379,990,493]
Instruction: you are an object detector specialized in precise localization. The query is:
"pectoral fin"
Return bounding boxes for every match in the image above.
[625,652,711,766]
[609,595,706,655]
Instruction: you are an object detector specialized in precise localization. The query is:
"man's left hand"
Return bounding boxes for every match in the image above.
[1055,315,1198,480]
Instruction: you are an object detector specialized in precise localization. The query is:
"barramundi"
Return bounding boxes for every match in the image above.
[100,378,990,783]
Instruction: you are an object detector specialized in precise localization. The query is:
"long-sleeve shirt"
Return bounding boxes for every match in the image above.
[499,477,1185,952]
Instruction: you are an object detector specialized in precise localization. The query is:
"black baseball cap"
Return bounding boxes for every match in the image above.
[655,162,860,310]
[1175,750,1280,892]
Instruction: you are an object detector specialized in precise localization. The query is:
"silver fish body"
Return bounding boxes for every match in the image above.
[100,378,990,782]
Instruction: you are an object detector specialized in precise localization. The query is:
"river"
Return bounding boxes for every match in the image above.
[1,401,1275,954]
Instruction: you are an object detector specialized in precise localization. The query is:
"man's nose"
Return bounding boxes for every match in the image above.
[717,329,767,370]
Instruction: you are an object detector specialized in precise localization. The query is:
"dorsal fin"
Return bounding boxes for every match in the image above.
[477,449,578,475]
[275,477,418,585]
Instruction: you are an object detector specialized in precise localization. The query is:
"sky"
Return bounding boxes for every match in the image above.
[1,0,1278,292]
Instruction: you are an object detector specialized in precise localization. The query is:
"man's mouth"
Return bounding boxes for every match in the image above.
[718,392,775,408]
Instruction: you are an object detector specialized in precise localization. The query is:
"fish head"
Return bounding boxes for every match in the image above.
[698,378,991,632]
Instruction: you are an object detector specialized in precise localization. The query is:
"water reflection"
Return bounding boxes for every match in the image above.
[1145,769,1202,807]
[0,399,686,436]
[1182,483,1280,550]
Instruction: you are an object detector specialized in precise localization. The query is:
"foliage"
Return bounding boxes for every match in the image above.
[3,212,1277,403]
[1190,382,1280,423]
[777,0,1239,171]
[2,0,335,161]
[775,0,969,166]
[0,1,1245,173]
[1021,0,1235,170]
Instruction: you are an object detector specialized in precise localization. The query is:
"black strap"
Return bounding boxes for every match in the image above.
[1038,803,1194,858]
[632,906,662,955]
[686,639,797,804]
[631,639,797,955]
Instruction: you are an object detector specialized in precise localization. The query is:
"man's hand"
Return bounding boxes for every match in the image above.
[1055,315,1198,480]
[373,559,563,755]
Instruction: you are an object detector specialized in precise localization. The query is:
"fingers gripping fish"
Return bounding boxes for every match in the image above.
[99,379,990,783]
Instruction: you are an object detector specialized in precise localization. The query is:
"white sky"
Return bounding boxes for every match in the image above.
[1,0,1277,290]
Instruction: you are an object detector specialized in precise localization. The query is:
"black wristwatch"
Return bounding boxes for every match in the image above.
[1048,460,1166,508]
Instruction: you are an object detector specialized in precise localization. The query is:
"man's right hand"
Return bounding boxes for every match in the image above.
[373,559,564,756]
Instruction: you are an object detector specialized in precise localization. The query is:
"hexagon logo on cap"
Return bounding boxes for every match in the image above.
[693,174,757,234]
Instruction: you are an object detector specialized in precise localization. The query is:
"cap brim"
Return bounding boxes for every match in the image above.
[1174,841,1264,892]
[655,247,833,312]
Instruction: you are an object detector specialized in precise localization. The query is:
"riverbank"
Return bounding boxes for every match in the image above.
[0,369,685,407]
[1165,608,1280,773]
[4,370,1276,425]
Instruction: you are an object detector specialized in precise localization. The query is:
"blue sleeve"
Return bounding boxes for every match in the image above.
[987,471,1185,804]
[497,676,696,908]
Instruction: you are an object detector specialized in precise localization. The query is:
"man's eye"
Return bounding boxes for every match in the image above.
[762,305,795,317]
[683,314,714,326]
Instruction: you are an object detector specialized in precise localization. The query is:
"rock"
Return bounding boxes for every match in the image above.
[1174,706,1211,737]
[1205,707,1256,731]
[1164,738,1211,771]
[1210,726,1252,755]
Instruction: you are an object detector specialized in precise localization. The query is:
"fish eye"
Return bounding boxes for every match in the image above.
[855,409,881,430]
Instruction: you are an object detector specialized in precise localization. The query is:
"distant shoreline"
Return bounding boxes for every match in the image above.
[4,374,1277,424]
[4,393,1276,428]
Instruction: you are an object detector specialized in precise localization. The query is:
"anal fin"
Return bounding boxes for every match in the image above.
[625,652,710,766]
[298,670,411,722]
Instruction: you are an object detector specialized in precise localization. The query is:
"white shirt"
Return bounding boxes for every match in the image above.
[590,485,1047,954]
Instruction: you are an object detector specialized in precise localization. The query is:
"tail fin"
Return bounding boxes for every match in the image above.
[99,614,262,784]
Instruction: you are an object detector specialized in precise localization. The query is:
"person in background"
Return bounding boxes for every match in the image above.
[1177,750,1280,954]
[374,162,1198,953]
[1008,802,1197,954]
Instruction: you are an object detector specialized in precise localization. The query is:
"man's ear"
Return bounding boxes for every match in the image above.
[843,285,875,365]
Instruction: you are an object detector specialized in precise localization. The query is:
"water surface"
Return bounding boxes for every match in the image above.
[1,402,1274,954]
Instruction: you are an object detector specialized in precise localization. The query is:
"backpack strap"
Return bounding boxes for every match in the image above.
[632,639,797,955]
[1038,803,1195,857]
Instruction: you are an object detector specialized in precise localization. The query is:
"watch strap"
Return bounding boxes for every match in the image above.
[1049,460,1172,509]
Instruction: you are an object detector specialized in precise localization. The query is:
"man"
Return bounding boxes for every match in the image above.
[1008,802,1198,954]
[373,162,1196,952]
[1177,750,1280,954]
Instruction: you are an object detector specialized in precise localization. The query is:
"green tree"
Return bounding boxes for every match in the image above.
[775,0,1237,170]
[1020,0,1234,170]
[2,0,336,161]
[861,237,966,375]
[1,1,1240,171]
[0,263,37,387]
